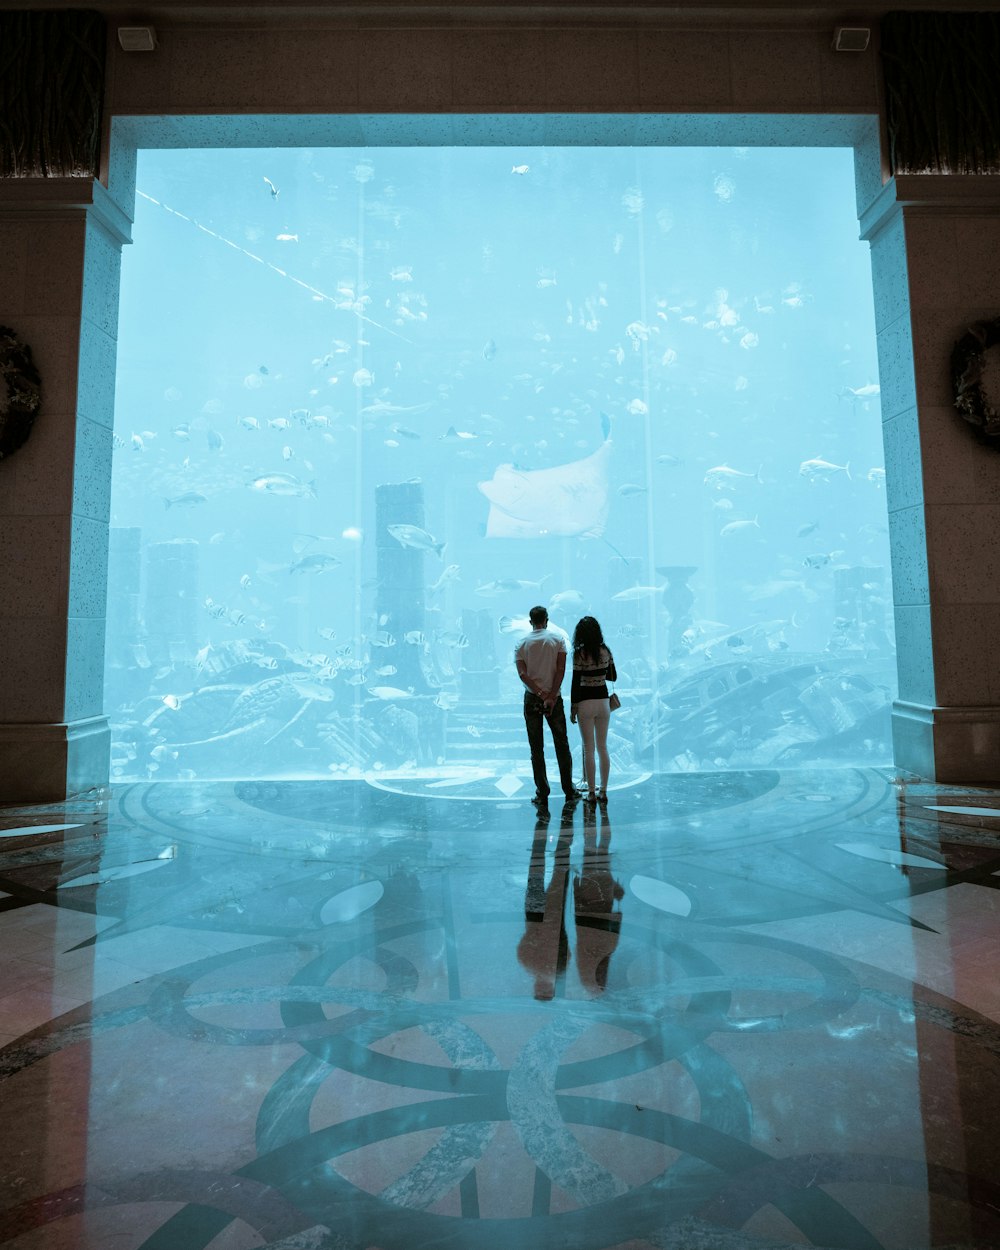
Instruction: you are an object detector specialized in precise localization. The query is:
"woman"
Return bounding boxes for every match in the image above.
[569,616,617,804]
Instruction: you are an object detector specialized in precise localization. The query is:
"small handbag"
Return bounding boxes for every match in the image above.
[608,688,621,712]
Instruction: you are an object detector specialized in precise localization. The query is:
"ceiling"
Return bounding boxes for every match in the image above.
[14,0,1000,27]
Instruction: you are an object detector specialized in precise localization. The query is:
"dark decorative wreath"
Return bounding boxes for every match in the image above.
[952,316,1000,446]
[0,325,42,460]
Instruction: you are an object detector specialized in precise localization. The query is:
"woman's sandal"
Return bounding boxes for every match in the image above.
[597,790,608,804]
[587,792,598,804]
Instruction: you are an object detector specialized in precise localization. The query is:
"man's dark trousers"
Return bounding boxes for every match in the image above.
[524,692,576,799]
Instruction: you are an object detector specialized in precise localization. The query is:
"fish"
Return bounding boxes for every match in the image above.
[720,517,760,537]
[239,416,261,430]
[618,483,647,497]
[626,399,648,415]
[172,423,191,440]
[440,426,477,440]
[368,686,415,700]
[289,554,342,574]
[434,691,459,710]
[268,417,292,430]
[207,428,224,452]
[342,527,363,542]
[712,498,734,512]
[797,521,820,538]
[483,338,497,360]
[161,694,182,710]
[389,424,421,440]
[239,573,252,589]
[131,433,144,452]
[250,473,317,498]
[436,631,470,648]
[205,599,227,619]
[403,631,427,646]
[536,277,557,288]
[867,467,886,486]
[276,233,299,242]
[387,524,445,558]
[800,456,851,481]
[656,454,682,466]
[353,368,374,388]
[164,491,208,509]
[499,614,533,636]
[511,165,530,175]
[478,413,612,540]
[369,631,397,648]
[845,383,880,397]
[548,589,586,614]
[429,564,461,592]
[612,585,662,601]
[475,577,549,597]
[390,266,413,282]
[361,399,432,417]
[282,446,294,461]
[374,664,398,677]
[318,628,337,640]
[704,463,762,488]
[263,177,280,198]
[803,551,844,569]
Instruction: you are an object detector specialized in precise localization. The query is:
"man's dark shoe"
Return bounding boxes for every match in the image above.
[563,788,584,801]
[531,794,549,807]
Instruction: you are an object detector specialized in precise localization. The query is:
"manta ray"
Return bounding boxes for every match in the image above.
[478,415,612,539]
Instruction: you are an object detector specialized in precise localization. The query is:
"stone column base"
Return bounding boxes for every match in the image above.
[0,716,110,803]
[893,701,1000,785]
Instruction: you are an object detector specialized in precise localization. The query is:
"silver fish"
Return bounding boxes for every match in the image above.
[704,463,762,488]
[164,491,207,509]
[611,585,662,601]
[387,524,445,558]
[799,457,851,481]
[250,473,317,498]
[289,554,342,574]
[429,564,461,592]
[720,517,760,537]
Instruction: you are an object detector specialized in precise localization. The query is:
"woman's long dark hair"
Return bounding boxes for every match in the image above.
[573,616,606,664]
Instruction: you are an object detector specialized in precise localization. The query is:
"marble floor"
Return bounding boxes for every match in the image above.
[0,768,999,1250]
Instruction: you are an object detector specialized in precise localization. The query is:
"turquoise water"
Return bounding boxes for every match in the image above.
[106,145,894,784]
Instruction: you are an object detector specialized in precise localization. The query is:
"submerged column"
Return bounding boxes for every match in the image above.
[861,176,1000,782]
[0,179,131,800]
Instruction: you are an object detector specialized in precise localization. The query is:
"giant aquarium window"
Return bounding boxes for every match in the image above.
[106,145,895,788]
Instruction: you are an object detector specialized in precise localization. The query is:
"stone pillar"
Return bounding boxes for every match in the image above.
[0,179,131,801]
[862,175,1000,783]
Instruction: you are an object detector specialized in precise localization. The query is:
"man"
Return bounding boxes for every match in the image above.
[514,605,581,807]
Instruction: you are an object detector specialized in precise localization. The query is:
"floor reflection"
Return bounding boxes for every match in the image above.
[0,768,998,1249]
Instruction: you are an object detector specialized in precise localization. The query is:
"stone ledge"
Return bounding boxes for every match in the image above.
[893,700,1000,785]
[0,180,133,246]
[0,715,110,803]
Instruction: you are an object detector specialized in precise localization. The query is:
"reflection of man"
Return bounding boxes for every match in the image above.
[517,802,574,1001]
[574,803,624,994]
[515,606,581,807]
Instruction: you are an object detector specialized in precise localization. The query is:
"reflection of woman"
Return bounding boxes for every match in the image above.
[517,805,574,1001]
[570,616,617,804]
[574,803,624,993]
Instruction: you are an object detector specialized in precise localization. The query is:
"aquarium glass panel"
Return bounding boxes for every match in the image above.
[106,145,895,787]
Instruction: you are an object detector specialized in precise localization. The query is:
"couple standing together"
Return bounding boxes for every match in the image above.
[515,605,617,807]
